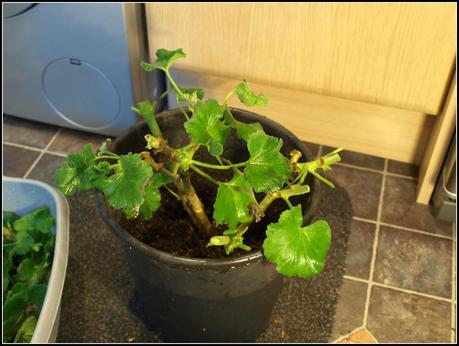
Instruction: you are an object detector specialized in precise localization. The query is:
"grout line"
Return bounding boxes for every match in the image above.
[334,161,417,180]
[385,171,418,181]
[343,275,369,284]
[362,159,387,327]
[335,162,383,174]
[379,222,453,240]
[372,282,453,303]
[23,129,62,179]
[352,216,377,224]
[41,149,68,158]
[4,141,44,153]
[4,140,68,158]
[365,329,378,343]
[344,275,453,303]
[331,326,366,344]
[352,216,453,240]
[43,150,68,158]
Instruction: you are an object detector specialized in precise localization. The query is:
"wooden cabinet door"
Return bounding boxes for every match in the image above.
[146,3,456,115]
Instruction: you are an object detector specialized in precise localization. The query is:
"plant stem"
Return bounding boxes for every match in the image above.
[234,183,311,235]
[190,165,221,185]
[309,170,335,188]
[164,185,179,199]
[190,160,248,170]
[283,197,294,209]
[147,103,162,138]
[139,152,179,190]
[176,94,190,120]
[94,155,119,161]
[223,89,236,105]
[164,69,194,112]
[175,169,215,237]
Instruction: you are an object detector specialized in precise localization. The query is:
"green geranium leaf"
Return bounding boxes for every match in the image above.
[16,259,48,285]
[14,232,35,256]
[263,206,331,278]
[223,108,264,141]
[184,99,230,157]
[213,173,256,228]
[80,161,111,190]
[101,153,153,218]
[138,183,161,220]
[150,171,174,189]
[236,81,269,106]
[178,87,205,104]
[28,284,48,311]
[43,233,55,262]
[55,143,97,195]
[5,282,28,302]
[3,295,28,342]
[3,270,10,295]
[141,48,186,72]
[136,171,172,220]
[13,207,54,234]
[244,131,291,193]
[132,100,155,118]
[17,258,35,283]
[14,314,37,343]
[3,211,20,229]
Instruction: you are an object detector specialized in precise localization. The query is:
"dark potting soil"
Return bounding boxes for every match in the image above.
[118,158,293,259]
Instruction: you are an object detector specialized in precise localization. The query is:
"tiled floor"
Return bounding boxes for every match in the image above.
[3,115,457,343]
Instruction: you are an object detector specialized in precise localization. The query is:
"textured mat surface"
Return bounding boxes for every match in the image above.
[57,182,352,343]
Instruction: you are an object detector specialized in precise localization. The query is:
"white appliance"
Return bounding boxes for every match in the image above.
[3,3,162,136]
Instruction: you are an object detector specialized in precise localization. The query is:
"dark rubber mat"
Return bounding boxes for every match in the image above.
[57,181,352,343]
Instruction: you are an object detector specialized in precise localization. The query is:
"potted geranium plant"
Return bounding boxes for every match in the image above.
[55,48,342,342]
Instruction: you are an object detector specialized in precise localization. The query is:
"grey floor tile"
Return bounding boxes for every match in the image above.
[387,160,419,178]
[325,165,382,220]
[3,145,40,178]
[374,226,452,298]
[301,141,320,158]
[3,116,59,149]
[367,286,451,343]
[344,220,376,280]
[323,146,384,171]
[27,154,66,188]
[381,176,453,236]
[48,128,110,154]
[330,279,367,341]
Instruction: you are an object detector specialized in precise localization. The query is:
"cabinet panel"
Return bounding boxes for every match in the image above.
[168,69,434,164]
[147,3,456,114]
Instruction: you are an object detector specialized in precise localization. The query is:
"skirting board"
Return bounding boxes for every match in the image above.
[168,69,434,164]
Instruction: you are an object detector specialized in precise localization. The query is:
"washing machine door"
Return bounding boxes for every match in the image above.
[3,3,37,18]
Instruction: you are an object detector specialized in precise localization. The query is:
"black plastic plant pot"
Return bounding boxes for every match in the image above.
[96,108,320,342]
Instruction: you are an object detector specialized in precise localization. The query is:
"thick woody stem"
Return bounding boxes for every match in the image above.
[141,150,215,237]
[176,169,216,237]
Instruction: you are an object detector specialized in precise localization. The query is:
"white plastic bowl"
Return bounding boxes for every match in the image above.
[3,177,69,343]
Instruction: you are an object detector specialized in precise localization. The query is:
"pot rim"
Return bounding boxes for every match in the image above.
[96,107,320,268]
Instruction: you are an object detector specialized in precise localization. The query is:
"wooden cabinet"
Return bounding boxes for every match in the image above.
[147,3,455,114]
[145,3,456,203]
